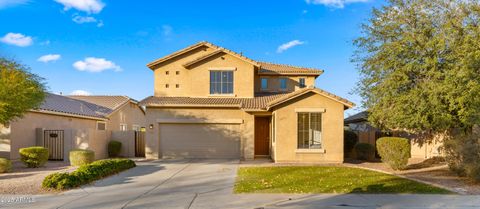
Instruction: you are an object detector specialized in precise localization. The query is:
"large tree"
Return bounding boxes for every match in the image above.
[354,0,480,134]
[0,57,46,125]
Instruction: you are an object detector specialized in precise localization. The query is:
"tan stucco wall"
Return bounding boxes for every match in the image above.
[151,46,255,98]
[144,107,255,159]
[254,75,316,93]
[107,102,146,131]
[410,135,443,159]
[5,112,104,159]
[272,93,345,163]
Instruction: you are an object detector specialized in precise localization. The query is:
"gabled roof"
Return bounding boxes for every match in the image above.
[147,41,259,69]
[68,95,141,116]
[267,87,355,109]
[146,41,323,76]
[140,87,354,111]
[258,62,323,76]
[32,93,107,120]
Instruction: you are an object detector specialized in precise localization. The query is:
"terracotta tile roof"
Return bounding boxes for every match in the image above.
[140,87,355,110]
[33,93,107,120]
[258,62,323,76]
[68,95,132,116]
[344,111,368,124]
[140,93,289,111]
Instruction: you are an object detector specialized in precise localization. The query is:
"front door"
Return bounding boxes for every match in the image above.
[255,117,270,156]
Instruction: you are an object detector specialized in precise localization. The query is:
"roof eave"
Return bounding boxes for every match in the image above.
[30,109,108,121]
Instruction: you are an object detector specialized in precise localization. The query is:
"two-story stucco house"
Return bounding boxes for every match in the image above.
[141,41,354,163]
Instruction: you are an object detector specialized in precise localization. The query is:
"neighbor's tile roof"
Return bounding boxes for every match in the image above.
[140,93,289,111]
[68,95,132,116]
[258,62,324,76]
[34,93,107,119]
[344,111,369,124]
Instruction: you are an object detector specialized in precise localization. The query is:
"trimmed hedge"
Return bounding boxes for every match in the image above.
[344,130,359,157]
[0,158,12,173]
[19,146,49,168]
[42,158,136,190]
[376,137,411,170]
[354,143,375,161]
[108,140,122,157]
[69,149,95,166]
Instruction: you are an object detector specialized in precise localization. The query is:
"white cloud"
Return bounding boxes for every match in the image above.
[305,0,368,8]
[40,40,51,46]
[70,90,91,96]
[0,32,33,47]
[302,10,308,14]
[72,15,97,23]
[37,54,61,63]
[73,57,122,72]
[162,25,172,36]
[0,0,30,9]
[277,40,305,53]
[54,0,105,14]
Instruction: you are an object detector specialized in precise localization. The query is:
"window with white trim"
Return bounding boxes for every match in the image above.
[120,123,128,131]
[97,122,106,131]
[297,112,322,149]
[210,71,233,94]
[132,125,140,131]
[299,78,306,88]
[279,78,287,90]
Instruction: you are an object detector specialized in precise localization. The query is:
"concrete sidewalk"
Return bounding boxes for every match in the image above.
[0,159,478,209]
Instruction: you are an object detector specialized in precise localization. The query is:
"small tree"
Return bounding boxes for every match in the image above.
[0,58,46,125]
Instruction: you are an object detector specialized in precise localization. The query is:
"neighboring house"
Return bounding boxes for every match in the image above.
[344,111,442,159]
[0,93,145,160]
[140,41,354,163]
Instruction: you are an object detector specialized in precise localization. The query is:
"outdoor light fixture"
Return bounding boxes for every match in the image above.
[149,124,154,129]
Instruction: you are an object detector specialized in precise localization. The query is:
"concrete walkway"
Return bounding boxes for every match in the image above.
[0,159,478,209]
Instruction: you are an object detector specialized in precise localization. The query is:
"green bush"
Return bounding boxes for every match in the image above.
[108,140,122,157]
[443,133,480,182]
[376,137,411,170]
[69,149,95,166]
[344,130,358,157]
[354,143,375,161]
[42,158,136,190]
[19,146,49,168]
[0,158,12,173]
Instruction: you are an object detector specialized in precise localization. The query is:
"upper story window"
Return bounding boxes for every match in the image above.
[280,78,287,90]
[299,78,306,88]
[165,71,169,75]
[210,71,233,94]
[297,112,322,149]
[261,78,268,90]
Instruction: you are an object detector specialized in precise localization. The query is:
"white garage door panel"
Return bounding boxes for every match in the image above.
[160,124,240,159]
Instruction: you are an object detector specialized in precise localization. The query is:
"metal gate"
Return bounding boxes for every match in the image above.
[43,130,64,160]
[135,131,145,157]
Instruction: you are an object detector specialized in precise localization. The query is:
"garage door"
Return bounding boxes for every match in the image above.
[159,124,241,159]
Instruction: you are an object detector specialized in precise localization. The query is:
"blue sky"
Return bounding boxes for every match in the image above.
[0,0,385,115]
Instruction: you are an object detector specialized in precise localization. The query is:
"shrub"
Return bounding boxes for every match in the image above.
[376,137,411,170]
[344,130,358,157]
[108,140,122,157]
[0,158,12,173]
[19,146,49,168]
[42,158,136,190]
[354,143,375,161]
[69,149,95,166]
[443,133,480,182]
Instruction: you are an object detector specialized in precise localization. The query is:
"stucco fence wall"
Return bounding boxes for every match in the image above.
[111,130,136,158]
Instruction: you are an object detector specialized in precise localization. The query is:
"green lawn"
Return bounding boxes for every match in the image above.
[234,166,451,194]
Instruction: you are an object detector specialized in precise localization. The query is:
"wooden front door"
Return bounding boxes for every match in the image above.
[255,117,270,156]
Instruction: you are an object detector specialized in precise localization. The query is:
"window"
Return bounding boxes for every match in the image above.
[210,71,233,94]
[132,125,140,131]
[297,113,322,149]
[120,124,128,131]
[280,78,287,90]
[165,84,169,88]
[299,78,306,88]
[165,71,169,75]
[261,78,268,90]
[176,71,180,75]
[96,122,106,131]
[176,84,180,88]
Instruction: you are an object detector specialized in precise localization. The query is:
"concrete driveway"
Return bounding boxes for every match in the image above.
[0,159,479,209]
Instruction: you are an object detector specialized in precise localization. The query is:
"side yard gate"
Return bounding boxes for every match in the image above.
[43,130,64,160]
[135,131,145,157]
